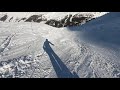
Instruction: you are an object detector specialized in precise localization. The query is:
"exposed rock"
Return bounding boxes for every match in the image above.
[45,14,94,28]
[0,15,8,22]
[25,15,47,22]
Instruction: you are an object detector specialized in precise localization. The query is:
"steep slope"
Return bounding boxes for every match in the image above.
[65,12,120,78]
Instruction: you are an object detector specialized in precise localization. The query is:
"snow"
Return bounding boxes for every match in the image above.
[0,12,120,78]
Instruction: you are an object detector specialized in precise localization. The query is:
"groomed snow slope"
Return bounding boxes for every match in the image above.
[0,12,120,78]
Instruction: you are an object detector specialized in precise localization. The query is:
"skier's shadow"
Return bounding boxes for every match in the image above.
[43,39,79,78]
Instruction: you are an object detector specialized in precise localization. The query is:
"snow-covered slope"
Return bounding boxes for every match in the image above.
[0,12,120,78]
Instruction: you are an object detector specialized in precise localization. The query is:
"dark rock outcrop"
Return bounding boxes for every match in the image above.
[25,15,47,22]
[0,15,8,22]
[9,17,13,22]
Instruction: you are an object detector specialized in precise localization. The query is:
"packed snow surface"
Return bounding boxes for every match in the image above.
[0,12,120,78]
